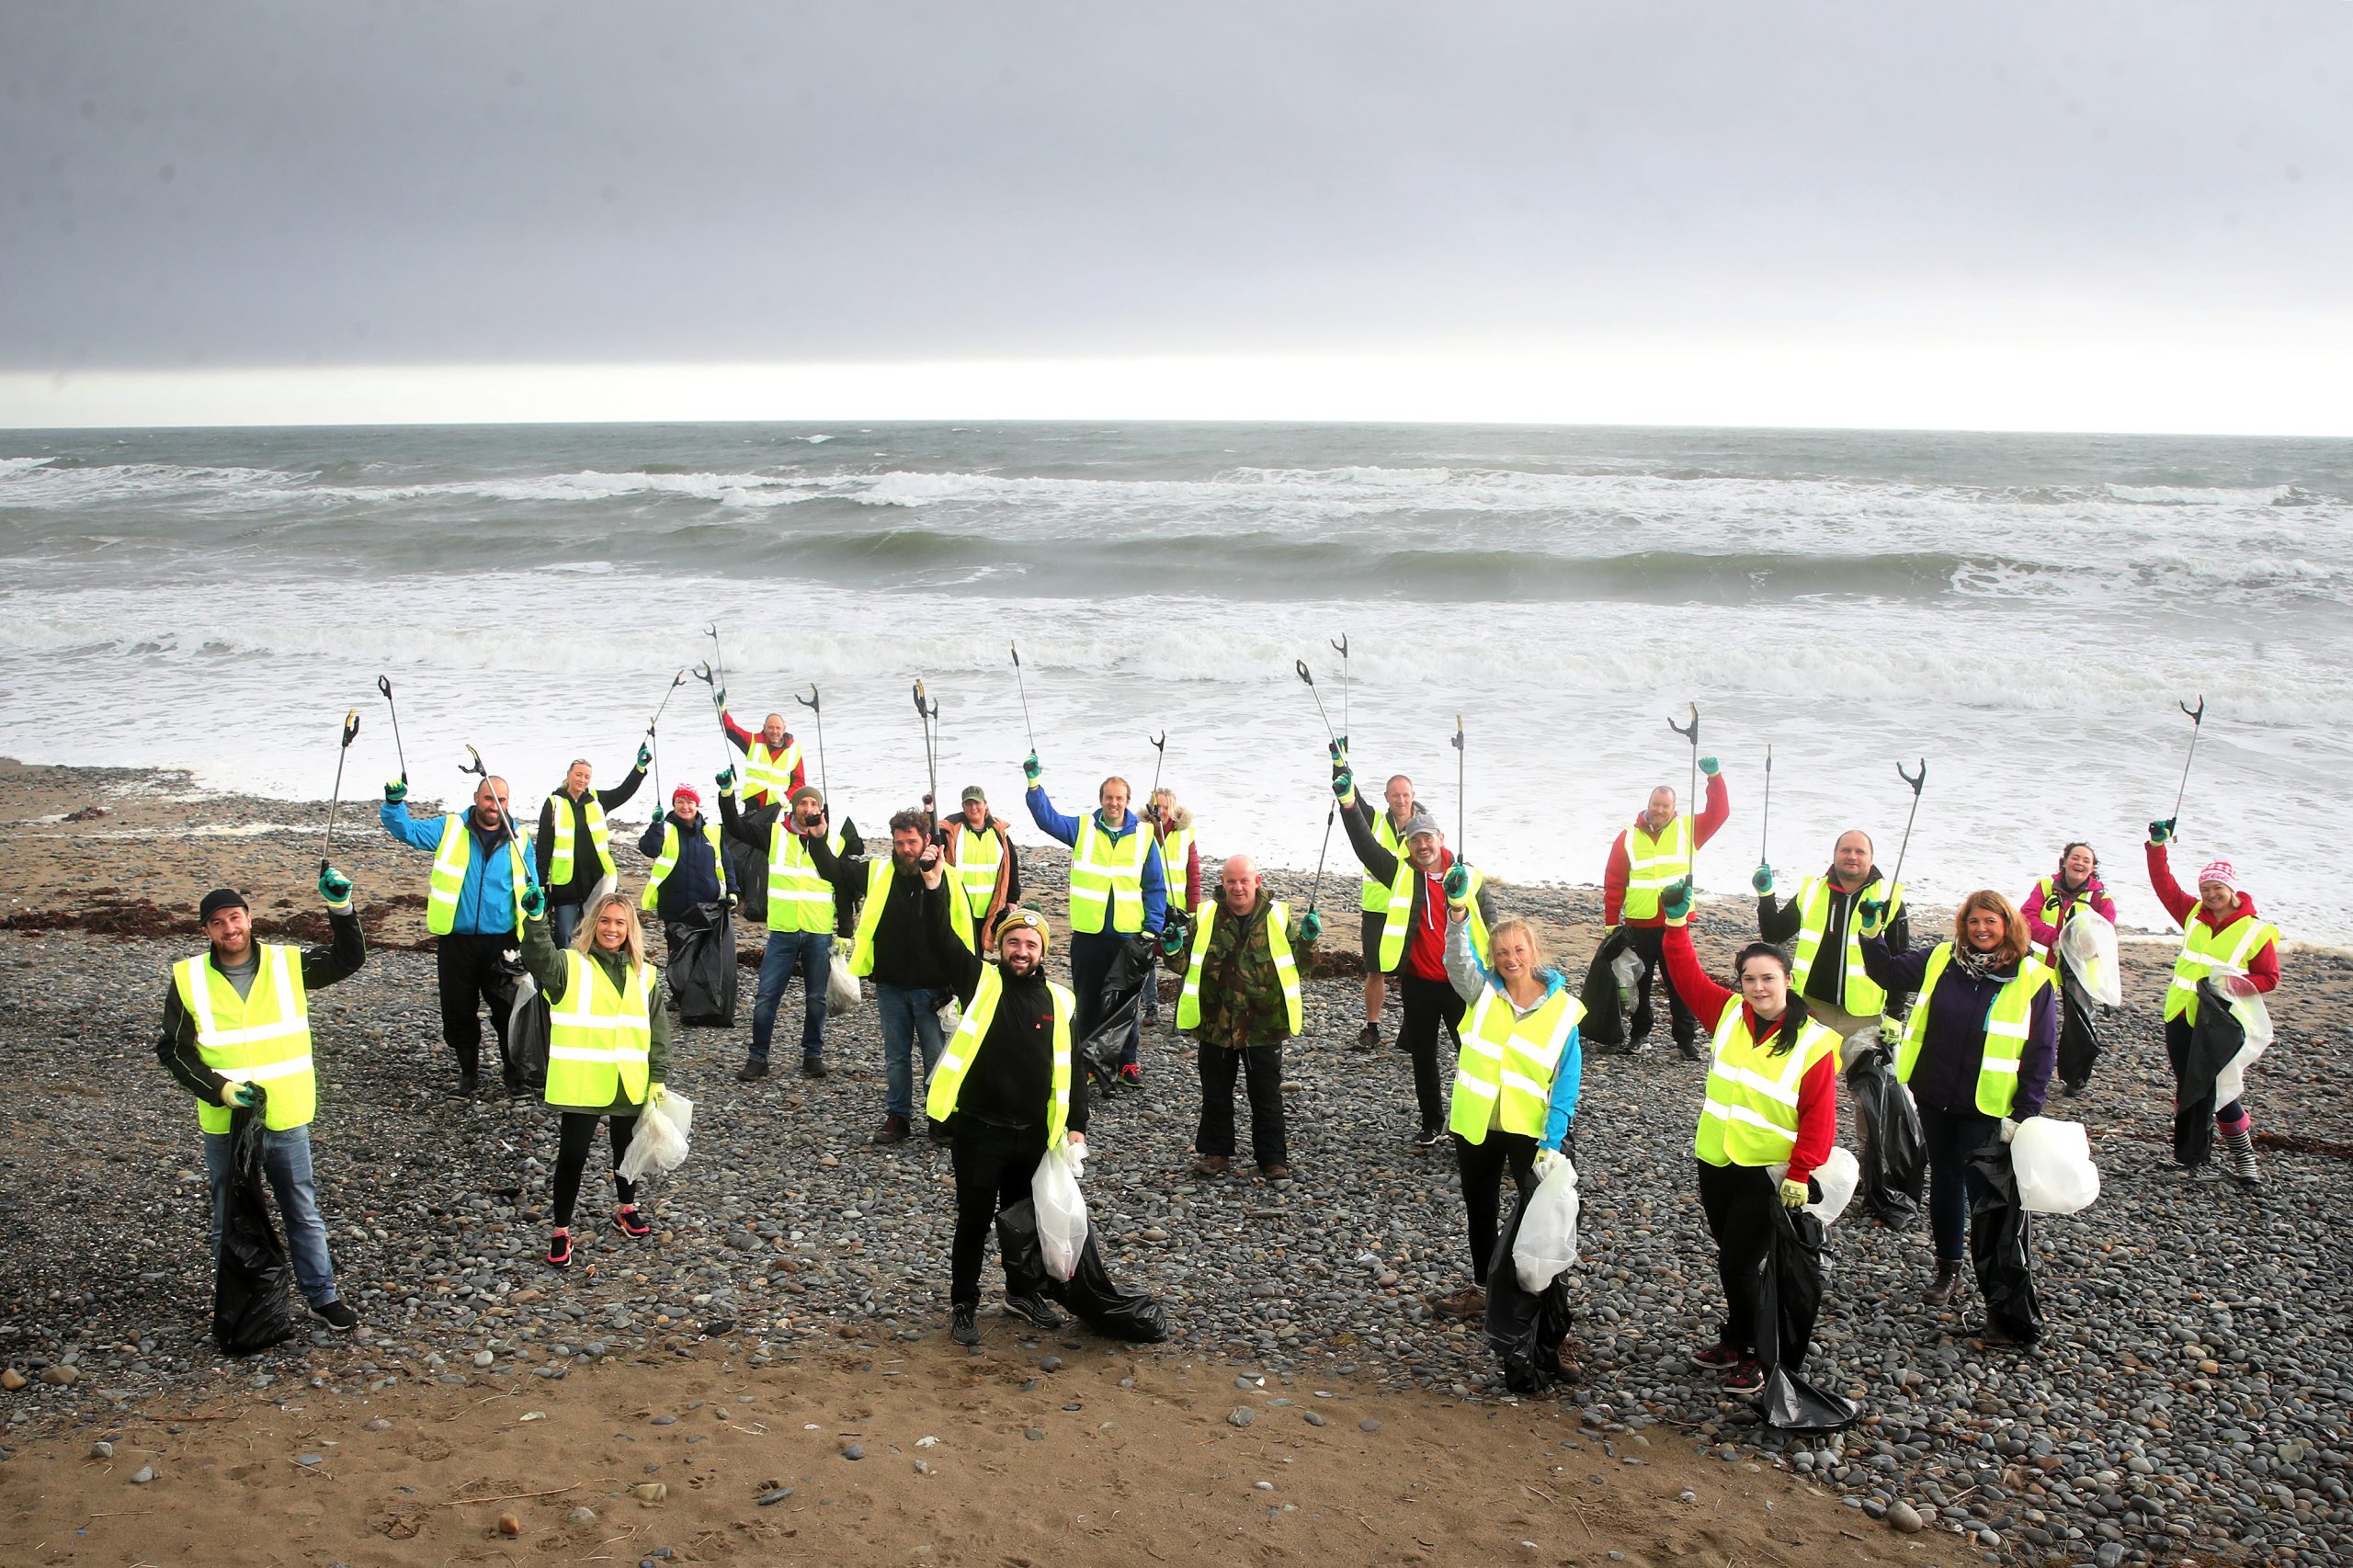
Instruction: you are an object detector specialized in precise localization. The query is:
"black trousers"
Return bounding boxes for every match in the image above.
[437,933,519,1084]
[1454,1129,1540,1285]
[1197,1041,1287,1165]
[1696,1158,1777,1352]
[1626,926,1699,1047]
[1398,971,1466,1133]
[950,1118,1047,1308]
[552,1111,639,1228]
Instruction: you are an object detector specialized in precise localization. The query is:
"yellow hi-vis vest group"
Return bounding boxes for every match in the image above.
[1897,943,2055,1118]
[1359,810,1406,913]
[925,964,1074,1147]
[2164,907,2277,1026]
[544,790,616,886]
[950,823,1006,923]
[1069,815,1154,935]
[1176,897,1303,1036]
[1450,984,1584,1143]
[641,820,728,911]
[175,945,316,1134]
[1789,875,1899,1015]
[1694,1004,1842,1166]
[741,736,802,805]
[765,823,846,934]
[427,813,531,938]
[1375,858,1490,973]
[849,858,974,974]
[1619,813,1692,924]
[543,949,654,1108]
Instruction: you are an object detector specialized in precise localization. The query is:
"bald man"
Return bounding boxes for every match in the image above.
[712,687,808,811]
[382,772,540,1095]
[1755,827,1911,1040]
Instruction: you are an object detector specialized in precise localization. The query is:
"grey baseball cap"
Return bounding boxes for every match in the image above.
[1402,811,1443,840]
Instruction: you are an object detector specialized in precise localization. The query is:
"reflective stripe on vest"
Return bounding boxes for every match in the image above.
[1896,944,2055,1118]
[1620,814,1692,923]
[926,966,1074,1148]
[1069,816,1153,935]
[1789,875,1894,1015]
[1176,898,1302,1036]
[1450,984,1584,1143]
[427,812,529,937]
[543,949,653,1107]
[766,825,844,934]
[545,791,615,885]
[1693,1006,1841,1166]
[641,821,727,911]
[850,858,973,974]
[1375,859,1488,974]
[743,738,802,805]
[1156,824,1193,911]
[2165,909,2276,1026]
[951,824,1006,920]
[176,944,315,1134]
[1360,811,1405,913]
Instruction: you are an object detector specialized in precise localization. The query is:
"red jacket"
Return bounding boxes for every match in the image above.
[1603,772,1731,926]
[719,710,808,805]
[2145,845,2279,994]
[1402,849,1456,983]
[1661,925,1836,1185]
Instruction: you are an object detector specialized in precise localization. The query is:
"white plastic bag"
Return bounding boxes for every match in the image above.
[2009,1115,2099,1215]
[827,949,862,1016]
[1032,1138,1089,1282]
[616,1089,695,1183]
[1609,947,1642,995]
[1806,1146,1860,1225]
[1511,1157,1581,1291]
[2214,979,2272,1108]
[2056,909,2122,1007]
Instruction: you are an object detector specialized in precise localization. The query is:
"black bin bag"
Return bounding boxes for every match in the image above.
[1844,1045,1925,1228]
[667,899,741,1028]
[2174,979,2246,1168]
[1750,1200,1860,1431]
[1966,1140,2041,1345]
[723,837,769,927]
[2053,971,2105,1088]
[212,1098,299,1358]
[1577,926,1637,1053]
[508,973,551,1089]
[1482,1188,1574,1394]
[996,1199,1168,1343]
[1077,934,1162,1090]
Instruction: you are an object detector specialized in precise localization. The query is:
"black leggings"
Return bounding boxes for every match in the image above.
[1695,1159,1776,1353]
[1454,1130,1539,1285]
[553,1111,639,1229]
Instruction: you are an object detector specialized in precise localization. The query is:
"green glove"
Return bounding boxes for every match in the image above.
[1858,897,1889,937]
[1328,736,1348,771]
[1332,769,1354,801]
[1661,880,1693,921]
[1699,756,1720,778]
[1751,864,1773,895]
[1299,909,1323,941]
[318,865,352,905]
[1023,753,1041,784]
[384,778,407,803]
[636,743,653,770]
[715,767,736,790]
[1779,1177,1810,1209]
[2148,817,2175,846]
[1878,1015,1904,1047]
[219,1080,259,1109]
[711,686,728,712]
[1158,924,1188,957]
[1442,864,1472,905]
[519,883,547,919]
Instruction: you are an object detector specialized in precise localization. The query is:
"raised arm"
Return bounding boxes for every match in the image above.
[1659,923,1736,1032]
[297,900,368,990]
[380,795,445,852]
[1756,888,1802,944]
[1025,781,1081,847]
[1336,781,1401,882]
[2145,842,2198,926]
[598,756,648,811]
[1690,770,1731,849]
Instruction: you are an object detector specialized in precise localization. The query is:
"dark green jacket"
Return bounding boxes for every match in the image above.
[1159,892,1317,1050]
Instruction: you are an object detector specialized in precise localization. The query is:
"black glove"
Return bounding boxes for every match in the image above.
[839,818,864,858]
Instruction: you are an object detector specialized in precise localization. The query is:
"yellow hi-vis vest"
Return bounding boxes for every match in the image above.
[766,823,845,934]
[1897,944,2055,1118]
[926,965,1074,1147]
[742,736,802,805]
[2165,907,2277,1026]
[1450,984,1584,1143]
[544,790,616,886]
[950,823,1006,923]
[1360,810,1405,914]
[543,949,653,1108]
[1156,823,1193,911]
[176,945,316,1134]
[1789,875,1898,1015]
[1376,859,1489,973]
[849,858,973,974]
[1176,897,1302,1036]
[427,812,530,938]
[1069,815,1153,935]
[1694,1005,1842,1167]
[641,820,727,911]
[1620,814,1692,924]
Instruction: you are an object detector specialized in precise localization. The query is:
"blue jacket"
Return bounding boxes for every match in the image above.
[1447,920,1582,1152]
[381,801,538,937]
[1025,784,1166,935]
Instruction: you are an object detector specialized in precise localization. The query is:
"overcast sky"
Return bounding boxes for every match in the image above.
[2,2,2347,428]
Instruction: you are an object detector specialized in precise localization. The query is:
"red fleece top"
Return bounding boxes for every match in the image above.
[2145,844,2279,993]
[1661,925,1836,1184]
[719,710,809,804]
[1603,772,1732,926]
[1404,848,1456,982]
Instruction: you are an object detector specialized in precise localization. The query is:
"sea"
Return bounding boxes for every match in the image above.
[2,421,2347,946]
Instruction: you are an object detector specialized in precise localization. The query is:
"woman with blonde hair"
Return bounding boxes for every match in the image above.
[517,883,672,1267]
[1859,889,2057,1327]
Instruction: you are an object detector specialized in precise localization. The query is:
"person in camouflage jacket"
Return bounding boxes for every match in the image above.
[1159,854,1320,1178]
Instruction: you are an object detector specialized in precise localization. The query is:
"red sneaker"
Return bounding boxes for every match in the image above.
[545,1230,574,1269]
[1689,1342,1743,1371]
[1119,1063,1142,1085]
[612,1206,653,1240]
[1724,1357,1766,1394]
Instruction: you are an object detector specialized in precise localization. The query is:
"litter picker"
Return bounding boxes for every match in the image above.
[2170,696,2206,828]
[322,709,359,876]
[796,685,828,801]
[1667,703,1699,883]
[377,675,408,784]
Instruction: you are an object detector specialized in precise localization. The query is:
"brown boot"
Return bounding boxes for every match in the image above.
[1193,1154,1229,1176]
[1923,1258,1965,1305]
[871,1113,911,1144]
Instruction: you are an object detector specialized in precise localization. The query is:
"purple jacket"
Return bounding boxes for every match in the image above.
[1860,936,2059,1119]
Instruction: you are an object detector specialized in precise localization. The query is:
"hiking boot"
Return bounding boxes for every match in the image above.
[736,1058,769,1082]
[611,1205,653,1240]
[1923,1258,1965,1305]
[1723,1356,1766,1394]
[1005,1291,1064,1331]
[1258,1163,1292,1181]
[1193,1154,1230,1176]
[949,1304,980,1346]
[310,1299,359,1332]
[2222,1127,2262,1186]
[458,1066,482,1095]
[545,1230,574,1269]
[1689,1342,1743,1371]
[1431,1285,1487,1320]
[800,1056,828,1079]
[1353,1023,1381,1053]
[873,1113,912,1144]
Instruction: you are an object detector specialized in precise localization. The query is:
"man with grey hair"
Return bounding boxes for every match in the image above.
[535,749,650,947]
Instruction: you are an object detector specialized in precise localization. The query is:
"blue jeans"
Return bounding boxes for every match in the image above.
[876,983,949,1120]
[1916,1104,2000,1264]
[752,928,834,1062]
[549,902,584,949]
[201,1124,338,1306]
